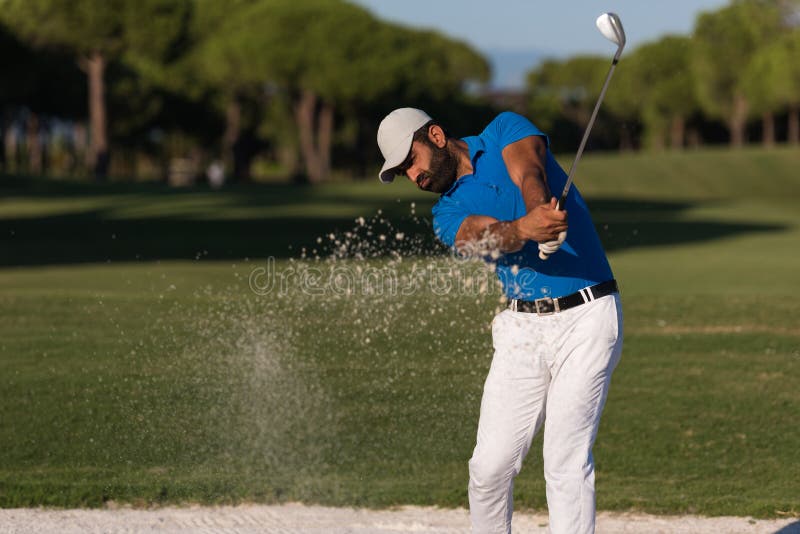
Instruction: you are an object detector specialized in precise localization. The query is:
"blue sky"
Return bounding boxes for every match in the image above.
[348,0,730,87]
[349,0,730,55]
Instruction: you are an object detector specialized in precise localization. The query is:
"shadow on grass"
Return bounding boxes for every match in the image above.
[0,178,787,267]
[588,198,788,254]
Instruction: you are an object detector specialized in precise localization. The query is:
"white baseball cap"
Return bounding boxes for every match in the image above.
[377,107,432,183]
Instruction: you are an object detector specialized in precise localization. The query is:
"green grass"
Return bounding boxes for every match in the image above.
[1,147,799,517]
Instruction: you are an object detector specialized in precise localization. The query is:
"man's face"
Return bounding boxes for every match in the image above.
[401,138,459,194]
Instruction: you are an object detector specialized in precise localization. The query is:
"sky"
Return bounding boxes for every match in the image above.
[348,0,731,87]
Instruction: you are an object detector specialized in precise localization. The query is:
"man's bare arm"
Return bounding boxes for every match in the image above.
[502,135,551,212]
[454,198,567,254]
[453,136,565,254]
[456,215,526,254]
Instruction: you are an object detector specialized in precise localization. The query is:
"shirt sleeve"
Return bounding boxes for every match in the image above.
[489,111,550,151]
[432,195,471,249]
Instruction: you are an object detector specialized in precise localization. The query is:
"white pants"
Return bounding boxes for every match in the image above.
[468,293,623,534]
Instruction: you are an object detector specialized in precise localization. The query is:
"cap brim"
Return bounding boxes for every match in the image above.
[378,133,413,183]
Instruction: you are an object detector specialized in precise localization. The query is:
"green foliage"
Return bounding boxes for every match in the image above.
[0,0,198,170]
[768,29,800,106]
[527,56,609,112]
[6,0,800,181]
[691,0,784,120]
[0,22,84,116]
[521,0,800,150]
[526,56,614,150]
[188,0,487,103]
[0,0,126,56]
[382,28,490,101]
[177,0,489,180]
[742,28,800,114]
[0,0,191,61]
[609,35,698,147]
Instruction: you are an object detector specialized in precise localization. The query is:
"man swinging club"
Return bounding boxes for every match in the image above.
[375,107,623,533]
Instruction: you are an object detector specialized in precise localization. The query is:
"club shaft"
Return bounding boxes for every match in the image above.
[558,57,619,208]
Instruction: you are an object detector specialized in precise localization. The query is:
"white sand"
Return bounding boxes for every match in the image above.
[1,503,798,534]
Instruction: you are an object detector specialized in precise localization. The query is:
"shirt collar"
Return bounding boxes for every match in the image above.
[440,136,484,197]
[463,135,485,167]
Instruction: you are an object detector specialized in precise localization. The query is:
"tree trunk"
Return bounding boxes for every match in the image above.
[85,51,109,180]
[0,116,6,173]
[317,101,334,182]
[687,128,702,149]
[232,134,253,183]
[762,112,775,148]
[73,122,88,175]
[355,114,372,178]
[647,129,665,151]
[5,119,19,173]
[728,93,749,148]
[26,112,42,175]
[618,125,634,151]
[223,98,241,182]
[292,90,336,183]
[669,116,685,150]
[788,104,799,146]
[294,89,323,183]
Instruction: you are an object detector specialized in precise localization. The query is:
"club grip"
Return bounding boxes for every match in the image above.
[538,197,565,261]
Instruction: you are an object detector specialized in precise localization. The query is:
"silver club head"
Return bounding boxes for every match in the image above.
[596,12,626,54]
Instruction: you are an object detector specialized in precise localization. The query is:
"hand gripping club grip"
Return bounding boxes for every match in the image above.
[538,196,565,261]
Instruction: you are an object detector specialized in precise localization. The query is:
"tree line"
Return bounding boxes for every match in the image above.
[1,0,798,184]
[0,0,491,183]
[528,0,800,153]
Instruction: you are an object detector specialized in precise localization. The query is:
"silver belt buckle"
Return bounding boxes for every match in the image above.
[534,297,558,315]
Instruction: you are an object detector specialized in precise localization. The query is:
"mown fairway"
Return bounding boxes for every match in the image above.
[1,147,799,517]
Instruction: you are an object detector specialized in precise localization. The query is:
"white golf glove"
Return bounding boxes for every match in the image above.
[538,230,567,256]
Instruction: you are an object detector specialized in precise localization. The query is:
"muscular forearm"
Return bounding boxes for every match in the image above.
[454,200,567,257]
[502,135,551,213]
[456,216,526,256]
[480,219,528,254]
[455,134,563,256]
[519,172,551,213]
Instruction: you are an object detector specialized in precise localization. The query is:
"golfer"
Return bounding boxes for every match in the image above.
[377,108,623,534]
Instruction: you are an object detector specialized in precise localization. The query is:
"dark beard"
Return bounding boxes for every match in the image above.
[419,143,459,194]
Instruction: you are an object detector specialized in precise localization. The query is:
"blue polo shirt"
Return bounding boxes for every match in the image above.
[432,111,613,300]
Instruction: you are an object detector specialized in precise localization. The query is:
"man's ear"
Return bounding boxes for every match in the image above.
[427,124,447,148]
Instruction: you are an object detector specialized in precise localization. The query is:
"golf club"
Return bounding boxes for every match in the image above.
[539,12,626,260]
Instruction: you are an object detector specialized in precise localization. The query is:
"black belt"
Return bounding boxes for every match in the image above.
[510,280,618,315]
